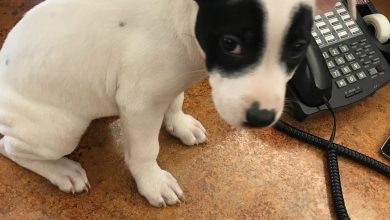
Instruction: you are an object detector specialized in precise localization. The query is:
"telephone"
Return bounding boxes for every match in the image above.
[279,2,390,218]
[287,1,390,120]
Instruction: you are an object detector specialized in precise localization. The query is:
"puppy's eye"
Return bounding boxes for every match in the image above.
[290,40,307,58]
[220,35,243,55]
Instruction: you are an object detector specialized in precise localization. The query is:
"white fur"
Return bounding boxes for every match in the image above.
[0,0,354,207]
[164,93,207,146]
[0,0,204,207]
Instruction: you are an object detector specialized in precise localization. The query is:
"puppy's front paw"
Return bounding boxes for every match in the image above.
[46,158,90,194]
[165,113,207,146]
[135,169,184,207]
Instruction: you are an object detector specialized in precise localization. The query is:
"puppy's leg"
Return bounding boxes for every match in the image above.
[118,99,184,207]
[164,92,207,146]
[0,137,89,193]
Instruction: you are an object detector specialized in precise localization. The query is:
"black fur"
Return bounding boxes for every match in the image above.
[194,0,266,76]
[280,5,313,73]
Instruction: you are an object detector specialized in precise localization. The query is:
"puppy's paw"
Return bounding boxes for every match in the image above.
[46,158,90,194]
[135,169,184,207]
[165,113,207,146]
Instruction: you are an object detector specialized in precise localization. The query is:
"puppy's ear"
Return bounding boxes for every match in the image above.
[193,0,203,5]
[194,0,208,6]
[315,0,356,19]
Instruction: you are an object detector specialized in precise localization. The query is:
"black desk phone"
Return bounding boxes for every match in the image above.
[279,2,390,218]
[288,1,390,120]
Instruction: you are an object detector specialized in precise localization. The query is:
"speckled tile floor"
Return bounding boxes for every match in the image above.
[1,0,390,219]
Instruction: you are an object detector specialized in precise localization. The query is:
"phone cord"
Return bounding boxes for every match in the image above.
[322,97,349,220]
[274,98,390,220]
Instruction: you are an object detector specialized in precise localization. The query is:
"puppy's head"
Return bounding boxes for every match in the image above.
[194,0,316,128]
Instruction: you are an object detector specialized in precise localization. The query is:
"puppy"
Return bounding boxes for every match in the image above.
[0,0,355,207]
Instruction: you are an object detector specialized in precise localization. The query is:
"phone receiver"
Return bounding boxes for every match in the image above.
[289,39,332,107]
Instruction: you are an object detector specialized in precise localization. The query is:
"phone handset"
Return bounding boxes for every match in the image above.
[290,38,332,107]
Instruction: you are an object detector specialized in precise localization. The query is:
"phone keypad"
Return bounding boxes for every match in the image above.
[323,37,387,98]
[324,39,385,78]
[312,2,362,48]
[312,2,387,99]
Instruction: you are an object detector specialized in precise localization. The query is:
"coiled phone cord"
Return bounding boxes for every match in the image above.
[323,97,349,220]
[274,98,390,220]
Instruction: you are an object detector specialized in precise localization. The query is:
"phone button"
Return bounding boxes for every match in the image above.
[329,48,340,56]
[339,45,349,52]
[329,18,339,25]
[330,70,342,78]
[336,79,348,88]
[369,68,379,75]
[334,25,344,32]
[323,52,330,59]
[351,42,359,46]
[335,2,343,9]
[351,62,361,71]
[345,88,356,98]
[316,21,327,29]
[346,21,355,27]
[314,15,322,22]
[346,75,357,84]
[341,66,352,74]
[325,35,336,43]
[341,15,351,21]
[321,28,331,35]
[363,61,371,65]
[338,31,348,39]
[325,12,335,18]
[355,87,363,95]
[337,9,346,14]
[345,87,363,98]
[327,61,336,69]
[351,28,361,35]
[359,54,367,58]
[345,53,355,61]
[335,57,346,65]
[376,64,385,72]
[356,71,367,79]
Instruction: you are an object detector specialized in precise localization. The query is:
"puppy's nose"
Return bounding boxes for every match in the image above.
[244,102,276,128]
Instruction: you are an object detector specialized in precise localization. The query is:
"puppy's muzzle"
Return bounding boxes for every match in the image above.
[244,102,276,128]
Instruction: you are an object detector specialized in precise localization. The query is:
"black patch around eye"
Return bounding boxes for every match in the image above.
[195,0,265,76]
[280,5,313,73]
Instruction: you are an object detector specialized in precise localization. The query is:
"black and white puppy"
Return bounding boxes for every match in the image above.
[0,0,355,207]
